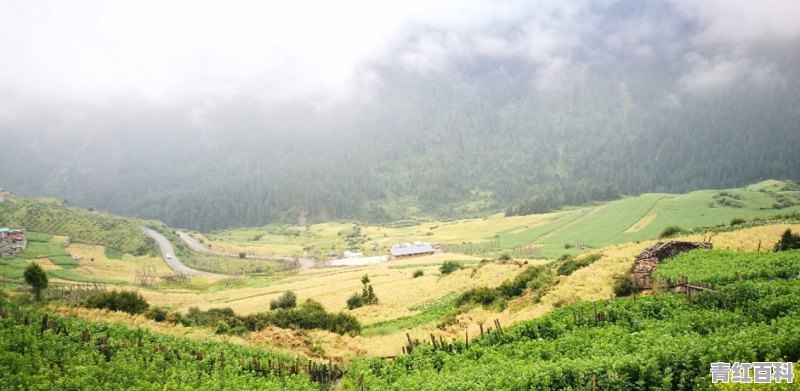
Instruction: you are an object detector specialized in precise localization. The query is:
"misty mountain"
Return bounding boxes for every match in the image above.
[1,1,799,230]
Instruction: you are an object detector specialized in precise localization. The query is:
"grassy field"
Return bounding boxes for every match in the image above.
[6,222,796,361]
[201,180,800,259]
[2,180,799,361]
[0,232,173,286]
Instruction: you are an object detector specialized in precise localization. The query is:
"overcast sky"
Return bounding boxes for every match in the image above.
[1,0,799,111]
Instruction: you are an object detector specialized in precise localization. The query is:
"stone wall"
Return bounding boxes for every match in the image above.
[632,241,712,289]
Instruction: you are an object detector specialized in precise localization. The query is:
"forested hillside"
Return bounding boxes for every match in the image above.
[1,1,798,230]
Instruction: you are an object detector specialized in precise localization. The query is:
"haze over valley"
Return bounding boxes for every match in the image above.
[1,2,800,390]
[1,0,798,230]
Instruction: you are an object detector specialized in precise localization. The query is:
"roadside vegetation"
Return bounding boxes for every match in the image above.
[145,300,361,336]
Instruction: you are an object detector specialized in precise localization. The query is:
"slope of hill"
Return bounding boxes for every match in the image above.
[0,295,322,390]
[202,180,800,258]
[342,248,800,390]
[0,194,154,255]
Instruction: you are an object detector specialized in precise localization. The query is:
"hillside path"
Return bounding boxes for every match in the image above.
[142,228,218,276]
[176,231,315,270]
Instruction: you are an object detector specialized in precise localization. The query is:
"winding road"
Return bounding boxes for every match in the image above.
[142,228,218,276]
[176,231,315,270]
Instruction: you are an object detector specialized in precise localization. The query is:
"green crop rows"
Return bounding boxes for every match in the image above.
[0,295,325,390]
[342,249,800,390]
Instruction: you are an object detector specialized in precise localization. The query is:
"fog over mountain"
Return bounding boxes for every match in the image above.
[1,0,799,230]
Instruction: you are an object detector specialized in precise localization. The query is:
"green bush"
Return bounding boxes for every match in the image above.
[145,307,168,322]
[557,253,602,276]
[270,291,297,310]
[730,217,747,226]
[774,229,800,252]
[346,293,364,310]
[23,263,48,300]
[268,300,361,335]
[613,275,637,297]
[498,266,550,298]
[412,269,424,278]
[440,261,462,275]
[659,225,685,239]
[458,286,499,307]
[458,265,552,308]
[83,290,149,314]
[498,253,512,261]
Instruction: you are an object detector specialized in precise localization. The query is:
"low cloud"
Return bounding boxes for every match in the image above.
[0,0,798,114]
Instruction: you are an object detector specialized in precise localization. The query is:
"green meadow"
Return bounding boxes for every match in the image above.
[209,180,800,259]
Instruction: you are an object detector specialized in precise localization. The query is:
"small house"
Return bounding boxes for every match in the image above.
[10,229,26,243]
[389,243,434,259]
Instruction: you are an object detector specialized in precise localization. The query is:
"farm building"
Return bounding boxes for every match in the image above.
[0,228,26,257]
[9,229,26,243]
[0,228,26,243]
[389,242,434,258]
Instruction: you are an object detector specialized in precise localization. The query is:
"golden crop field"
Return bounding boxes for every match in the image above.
[47,223,797,358]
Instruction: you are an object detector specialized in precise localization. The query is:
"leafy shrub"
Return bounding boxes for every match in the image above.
[557,253,602,276]
[83,290,149,314]
[267,299,361,335]
[774,229,800,252]
[730,217,747,226]
[412,269,424,278]
[346,293,364,310]
[613,275,637,297]
[499,266,550,298]
[145,306,168,322]
[270,291,297,310]
[440,261,462,275]
[23,263,48,300]
[458,265,552,308]
[659,225,685,239]
[498,253,512,261]
[458,287,499,307]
